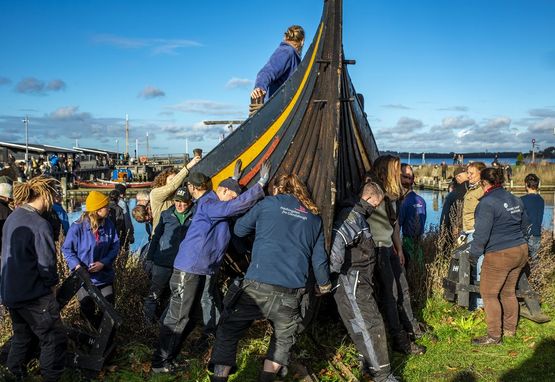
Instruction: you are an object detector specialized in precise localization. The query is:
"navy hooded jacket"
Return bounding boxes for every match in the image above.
[470,187,529,259]
[234,194,330,289]
[173,184,264,275]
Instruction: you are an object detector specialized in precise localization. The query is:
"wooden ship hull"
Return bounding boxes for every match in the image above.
[193,0,379,245]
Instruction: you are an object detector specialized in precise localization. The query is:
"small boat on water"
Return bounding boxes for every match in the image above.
[74,179,152,189]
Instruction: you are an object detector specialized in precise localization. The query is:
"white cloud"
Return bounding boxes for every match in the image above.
[484,116,511,129]
[441,116,476,130]
[92,34,202,55]
[165,99,245,116]
[225,77,252,89]
[46,79,66,91]
[49,106,91,120]
[381,104,411,110]
[139,86,165,99]
[15,77,45,94]
[395,117,423,131]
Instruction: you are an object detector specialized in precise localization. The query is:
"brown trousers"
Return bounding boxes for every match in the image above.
[480,243,528,339]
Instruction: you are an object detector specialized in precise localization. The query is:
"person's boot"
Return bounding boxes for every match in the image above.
[392,331,426,355]
[258,370,277,382]
[471,335,501,346]
[209,375,228,382]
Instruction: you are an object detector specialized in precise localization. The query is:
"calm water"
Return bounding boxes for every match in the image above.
[66,189,554,252]
[399,156,555,166]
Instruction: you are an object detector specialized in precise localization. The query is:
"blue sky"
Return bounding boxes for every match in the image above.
[1,0,554,156]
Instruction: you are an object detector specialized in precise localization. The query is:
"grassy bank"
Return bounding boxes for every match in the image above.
[1,232,554,381]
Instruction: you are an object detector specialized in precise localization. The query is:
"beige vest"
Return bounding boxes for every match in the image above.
[462,184,484,232]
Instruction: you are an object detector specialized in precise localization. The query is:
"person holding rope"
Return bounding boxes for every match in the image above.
[1,177,67,381]
[209,174,330,382]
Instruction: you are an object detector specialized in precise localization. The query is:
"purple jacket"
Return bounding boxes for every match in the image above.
[62,218,120,286]
[174,184,264,275]
[254,42,301,100]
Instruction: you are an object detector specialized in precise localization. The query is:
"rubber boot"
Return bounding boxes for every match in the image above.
[258,370,277,382]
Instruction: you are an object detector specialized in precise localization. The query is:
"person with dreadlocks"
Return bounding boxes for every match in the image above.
[0,176,67,382]
[209,174,330,382]
[62,190,120,327]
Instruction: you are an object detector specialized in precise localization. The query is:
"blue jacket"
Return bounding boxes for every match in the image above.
[62,218,120,286]
[174,184,264,275]
[52,202,69,235]
[1,206,58,308]
[254,42,301,100]
[235,194,330,289]
[520,193,544,237]
[399,191,426,238]
[470,187,529,259]
[147,205,192,268]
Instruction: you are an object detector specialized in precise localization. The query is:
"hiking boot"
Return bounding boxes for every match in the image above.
[191,333,215,354]
[258,370,277,382]
[377,374,401,382]
[408,321,427,341]
[392,332,426,355]
[471,335,502,346]
[152,360,188,373]
[393,340,426,355]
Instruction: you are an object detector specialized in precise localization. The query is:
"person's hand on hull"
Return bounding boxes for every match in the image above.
[233,159,243,181]
[250,87,266,101]
[258,160,271,187]
[186,155,201,169]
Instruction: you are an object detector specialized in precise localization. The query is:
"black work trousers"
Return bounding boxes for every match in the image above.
[152,269,203,368]
[7,294,67,382]
[210,280,303,372]
[375,246,418,336]
[143,264,173,322]
[334,266,391,381]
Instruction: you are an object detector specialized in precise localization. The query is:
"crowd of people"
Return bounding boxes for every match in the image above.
[0,153,549,381]
[0,21,549,382]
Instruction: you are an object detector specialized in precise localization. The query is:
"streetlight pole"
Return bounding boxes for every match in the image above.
[116,139,119,164]
[22,116,29,164]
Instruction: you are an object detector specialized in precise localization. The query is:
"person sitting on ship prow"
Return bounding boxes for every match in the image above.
[250,25,304,114]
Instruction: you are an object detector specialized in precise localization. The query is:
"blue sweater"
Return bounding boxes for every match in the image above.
[147,205,192,268]
[1,206,58,308]
[399,191,426,238]
[62,218,120,286]
[235,194,330,289]
[470,187,529,259]
[254,42,301,100]
[174,184,264,275]
[520,193,544,237]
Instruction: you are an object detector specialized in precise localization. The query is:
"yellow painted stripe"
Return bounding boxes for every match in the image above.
[211,22,324,189]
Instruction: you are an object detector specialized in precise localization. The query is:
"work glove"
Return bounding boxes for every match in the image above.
[232,159,243,181]
[258,160,271,187]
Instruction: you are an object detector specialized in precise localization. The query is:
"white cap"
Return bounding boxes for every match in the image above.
[0,183,13,199]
